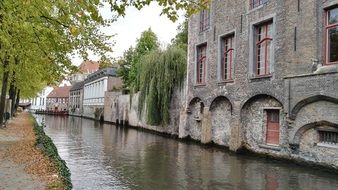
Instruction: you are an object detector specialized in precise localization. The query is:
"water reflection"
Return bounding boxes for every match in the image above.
[36,115,338,190]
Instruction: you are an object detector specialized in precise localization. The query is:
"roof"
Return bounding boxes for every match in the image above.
[79,60,100,74]
[70,81,84,91]
[47,86,71,98]
[84,68,118,84]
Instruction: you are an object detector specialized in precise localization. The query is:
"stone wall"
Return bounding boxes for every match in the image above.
[183,0,338,169]
[104,85,186,136]
[96,0,338,170]
[83,105,104,120]
[299,128,338,166]
[241,96,285,151]
[210,97,232,146]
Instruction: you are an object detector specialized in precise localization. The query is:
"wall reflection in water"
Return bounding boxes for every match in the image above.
[35,115,338,190]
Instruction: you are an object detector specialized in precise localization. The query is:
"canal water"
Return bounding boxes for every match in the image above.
[35,115,338,190]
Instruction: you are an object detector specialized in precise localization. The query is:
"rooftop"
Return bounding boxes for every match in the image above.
[70,81,85,91]
[47,86,71,98]
[84,68,118,84]
[79,60,100,74]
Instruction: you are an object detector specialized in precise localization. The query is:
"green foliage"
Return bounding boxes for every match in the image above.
[0,0,113,99]
[118,28,159,90]
[171,16,188,50]
[117,16,189,126]
[138,46,186,126]
[99,55,115,69]
[116,48,134,88]
[31,116,72,190]
[0,0,209,99]
[107,0,211,21]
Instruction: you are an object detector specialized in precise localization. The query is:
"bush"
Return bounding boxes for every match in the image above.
[31,116,72,189]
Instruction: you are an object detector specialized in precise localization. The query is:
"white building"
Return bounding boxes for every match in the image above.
[27,86,54,110]
[83,68,122,120]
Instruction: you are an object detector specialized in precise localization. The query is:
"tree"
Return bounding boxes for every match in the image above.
[107,0,210,21]
[99,55,115,69]
[117,47,136,88]
[0,0,210,124]
[117,28,159,90]
[171,16,188,50]
[0,0,112,124]
[138,46,187,126]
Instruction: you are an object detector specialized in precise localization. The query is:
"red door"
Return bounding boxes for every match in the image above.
[266,110,280,145]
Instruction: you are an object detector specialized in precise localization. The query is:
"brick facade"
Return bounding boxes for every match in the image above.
[183,0,338,169]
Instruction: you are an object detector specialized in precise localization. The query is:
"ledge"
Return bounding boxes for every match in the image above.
[193,84,206,88]
[259,144,281,151]
[247,4,264,14]
[249,74,272,82]
[317,143,338,149]
[284,65,338,79]
[217,79,234,86]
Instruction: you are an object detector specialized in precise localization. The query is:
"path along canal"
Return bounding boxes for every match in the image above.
[35,115,338,190]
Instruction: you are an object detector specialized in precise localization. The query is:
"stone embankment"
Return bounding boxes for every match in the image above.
[0,112,69,190]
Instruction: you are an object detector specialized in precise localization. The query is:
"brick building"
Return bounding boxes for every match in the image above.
[69,60,100,84]
[181,0,338,168]
[68,61,99,116]
[46,85,71,111]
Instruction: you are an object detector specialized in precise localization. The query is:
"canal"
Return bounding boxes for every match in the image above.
[35,115,338,190]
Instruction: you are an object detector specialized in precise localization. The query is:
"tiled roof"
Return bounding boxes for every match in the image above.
[47,86,71,98]
[79,60,100,74]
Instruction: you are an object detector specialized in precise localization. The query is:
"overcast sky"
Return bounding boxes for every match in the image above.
[72,3,183,66]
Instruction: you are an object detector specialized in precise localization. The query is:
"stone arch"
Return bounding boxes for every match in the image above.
[240,94,283,113]
[240,94,284,149]
[209,96,232,146]
[209,96,232,113]
[290,95,338,120]
[292,120,338,145]
[186,97,205,140]
[289,98,338,145]
[293,120,338,166]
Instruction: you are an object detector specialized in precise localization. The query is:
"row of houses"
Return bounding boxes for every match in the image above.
[23,61,123,119]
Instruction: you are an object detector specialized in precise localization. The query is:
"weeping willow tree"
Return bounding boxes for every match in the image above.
[138,46,186,126]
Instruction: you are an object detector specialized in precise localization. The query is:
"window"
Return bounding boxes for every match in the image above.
[221,35,235,80]
[325,7,338,64]
[200,9,210,32]
[250,0,269,9]
[319,131,338,145]
[197,44,207,84]
[255,21,273,76]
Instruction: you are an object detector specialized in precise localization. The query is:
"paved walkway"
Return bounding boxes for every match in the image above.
[0,112,48,190]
